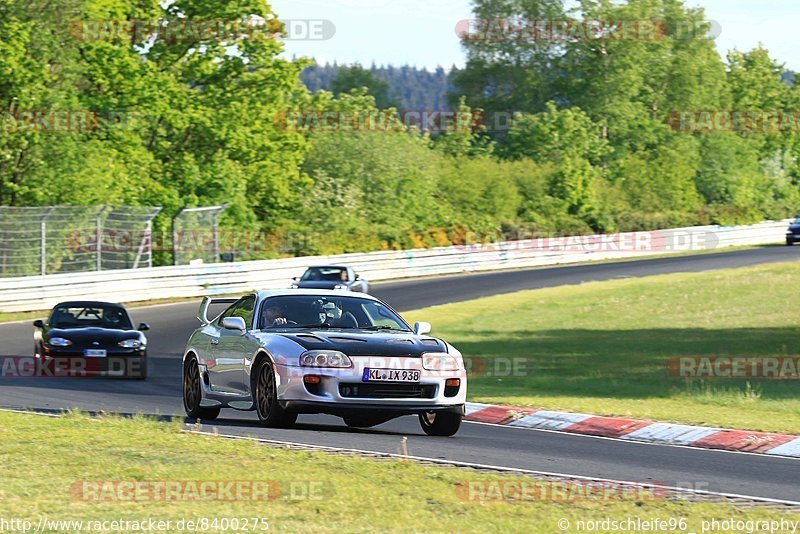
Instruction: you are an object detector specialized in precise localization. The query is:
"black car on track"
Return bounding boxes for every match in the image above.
[33,301,149,379]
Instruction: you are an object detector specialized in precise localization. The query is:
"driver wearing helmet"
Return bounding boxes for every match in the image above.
[263,304,288,327]
[319,301,342,323]
[318,300,357,327]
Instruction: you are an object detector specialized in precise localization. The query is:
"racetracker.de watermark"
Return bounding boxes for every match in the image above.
[69,480,325,502]
[668,110,800,133]
[455,229,720,254]
[456,480,667,503]
[0,356,143,378]
[0,110,126,133]
[274,109,496,134]
[68,18,335,42]
[455,18,720,42]
[668,356,800,379]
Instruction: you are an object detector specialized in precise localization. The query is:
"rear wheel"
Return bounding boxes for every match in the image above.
[183,357,220,420]
[419,411,462,437]
[255,360,296,428]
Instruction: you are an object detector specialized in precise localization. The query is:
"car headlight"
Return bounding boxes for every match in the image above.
[422,352,462,371]
[300,350,352,368]
[118,339,143,349]
[48,337,72,347]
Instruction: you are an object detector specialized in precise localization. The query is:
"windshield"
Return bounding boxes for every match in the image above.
[258,295,410,331]
[300,267,348,282]
[49,305,133,329]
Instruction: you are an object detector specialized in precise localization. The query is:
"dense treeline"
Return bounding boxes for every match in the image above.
[301,63,459,112]
[1,0,799,263]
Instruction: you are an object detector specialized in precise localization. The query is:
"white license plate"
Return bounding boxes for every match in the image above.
[83,349,107,358]
[362,368,421,383]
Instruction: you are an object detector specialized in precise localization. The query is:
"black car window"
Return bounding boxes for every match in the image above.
[232,295,256,328]
[258,295,410,331]
[216,296,256,328]
[50,305,133,329]
[301,267,347,282]
[216,299,242,326]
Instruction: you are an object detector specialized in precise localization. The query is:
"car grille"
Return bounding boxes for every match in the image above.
[339,383,436,399]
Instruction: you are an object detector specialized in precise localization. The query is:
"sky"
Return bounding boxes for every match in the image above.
[269,0,800,72]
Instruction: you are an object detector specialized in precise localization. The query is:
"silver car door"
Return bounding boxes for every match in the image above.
[215,295,257,394]
[206,298,241,394]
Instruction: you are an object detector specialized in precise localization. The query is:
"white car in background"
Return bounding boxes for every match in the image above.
[291,265,369,293]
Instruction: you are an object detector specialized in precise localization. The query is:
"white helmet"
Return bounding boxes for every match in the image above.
[318,300,343,322]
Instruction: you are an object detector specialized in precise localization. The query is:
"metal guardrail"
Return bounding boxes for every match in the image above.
[0,221,790,312]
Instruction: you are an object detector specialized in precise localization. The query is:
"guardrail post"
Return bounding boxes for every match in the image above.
[172,207,186,266]
[96,205,107,272]
[39,207,54,276]
[146,220,153,268]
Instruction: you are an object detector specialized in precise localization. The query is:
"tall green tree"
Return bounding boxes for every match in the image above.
[330,64,398,109]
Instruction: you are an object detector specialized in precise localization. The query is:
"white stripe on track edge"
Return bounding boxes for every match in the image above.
[464,419,800,461]
[185,429,800,507]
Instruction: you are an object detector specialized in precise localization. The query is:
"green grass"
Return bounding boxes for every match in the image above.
[0,411,796,533]
[406,262,800,434]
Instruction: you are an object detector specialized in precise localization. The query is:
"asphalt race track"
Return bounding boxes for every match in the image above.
[2,246,800,501]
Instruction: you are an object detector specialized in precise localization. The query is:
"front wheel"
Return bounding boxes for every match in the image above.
[419,411,462,437]
[255,360,296,428]
[183,358,220,420]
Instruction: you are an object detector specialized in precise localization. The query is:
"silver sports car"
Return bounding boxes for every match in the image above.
[182,290,467,436]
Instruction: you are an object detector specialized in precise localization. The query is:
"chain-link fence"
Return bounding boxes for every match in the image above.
[172,204,228,266]
[101,206,163,270]
[0,206,161,277]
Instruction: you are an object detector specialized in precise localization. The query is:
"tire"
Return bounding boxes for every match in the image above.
[787,238,795,246]
[254,360,296,428]
[419,410,462,437]
[183,357,220,420]
[343,415,391,428]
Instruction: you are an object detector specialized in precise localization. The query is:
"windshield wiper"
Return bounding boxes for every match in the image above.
[356,326,411,332]
[271,323,334,329]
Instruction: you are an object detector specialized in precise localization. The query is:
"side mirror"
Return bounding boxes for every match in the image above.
[33,319,44,329]
[222,317,247,332]
[355,274,361,280]
[414,321,432,336]
[138,323,150,331]
[292,276,300,282]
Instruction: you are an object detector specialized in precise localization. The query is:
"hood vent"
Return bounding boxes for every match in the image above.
[295,334,327,343]
[327,336,367,343]
[386,339,414,345]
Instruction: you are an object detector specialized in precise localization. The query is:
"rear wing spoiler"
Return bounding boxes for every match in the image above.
[197,296,238,325]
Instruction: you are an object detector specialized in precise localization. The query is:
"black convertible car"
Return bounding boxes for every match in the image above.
[33,301,149,379]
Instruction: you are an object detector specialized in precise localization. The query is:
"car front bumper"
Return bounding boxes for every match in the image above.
[274,356,467,416]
